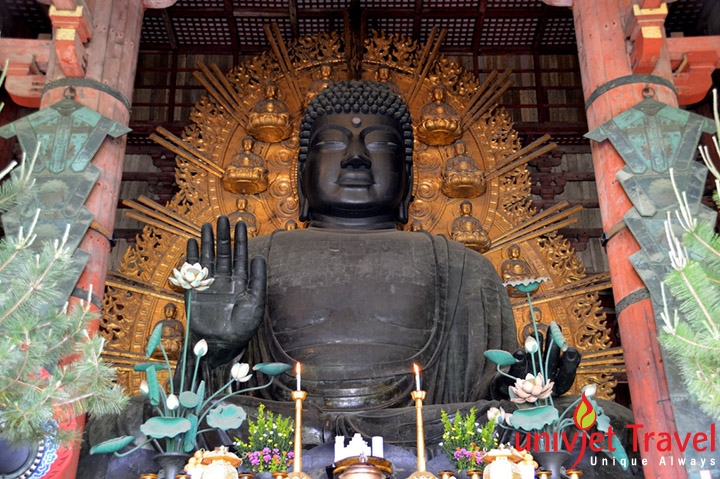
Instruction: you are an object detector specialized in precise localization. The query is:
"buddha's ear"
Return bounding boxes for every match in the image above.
[297,160,309,221]
[397,160,414,225]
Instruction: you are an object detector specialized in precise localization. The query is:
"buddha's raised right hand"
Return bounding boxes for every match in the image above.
[185,216,267,369]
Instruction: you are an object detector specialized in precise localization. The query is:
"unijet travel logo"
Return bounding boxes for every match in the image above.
[514,393,718,471]
[514,393,606,470]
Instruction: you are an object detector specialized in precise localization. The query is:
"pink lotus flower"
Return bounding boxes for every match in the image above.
[510,373,554,404]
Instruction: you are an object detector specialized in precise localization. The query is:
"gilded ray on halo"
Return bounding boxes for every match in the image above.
[193,61,249,128]
[406,27,447,106]
[264,23,304,107]
[122,195,201,240]
[149,126,225,178]
[460,68,514,130]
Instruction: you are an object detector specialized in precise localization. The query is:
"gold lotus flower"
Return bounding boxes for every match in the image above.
[510,373,554,404]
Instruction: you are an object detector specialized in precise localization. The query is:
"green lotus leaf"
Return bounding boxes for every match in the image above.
[595,412,611,433]
[179,391,199,408]
[507,405,559,431]
[146,323,164,357]
[610,435,629,470]
[133,362,164,372]
[549,321,568,352]
[484,349,519,366]
[182,414,199,453]
[195,381,206,415]
[145,366,161,406]
[206,403,247,430]
[140,416,192,439]
[253,362,292,376]
[90,435,136,455]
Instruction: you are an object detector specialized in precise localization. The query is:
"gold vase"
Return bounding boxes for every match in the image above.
[438,470,455,479]
[466,470,483,479]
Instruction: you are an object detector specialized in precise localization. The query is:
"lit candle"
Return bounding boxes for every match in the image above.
[413,363,421,391]
[296,362,302,391]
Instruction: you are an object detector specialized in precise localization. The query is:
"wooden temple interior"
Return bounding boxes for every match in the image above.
[1,1,720,478]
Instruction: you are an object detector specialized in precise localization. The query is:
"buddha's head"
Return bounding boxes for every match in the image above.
[298,81,414,228]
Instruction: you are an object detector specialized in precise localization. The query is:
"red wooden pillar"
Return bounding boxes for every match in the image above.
[39,1,146,477]
[573,0,686,477]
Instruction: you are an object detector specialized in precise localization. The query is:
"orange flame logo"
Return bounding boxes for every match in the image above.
[573,392,597,430]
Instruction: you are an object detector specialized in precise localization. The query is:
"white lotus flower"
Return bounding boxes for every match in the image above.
[487,406,509,424]
[168,262,215,291]
[166,394,179,410]
[231,362,252,382]
[581,383,597,398]
[524,336,539,354]
[510,373,554,404]
[194,339,208,357]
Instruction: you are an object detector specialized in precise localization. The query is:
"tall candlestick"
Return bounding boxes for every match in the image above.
[407,390,438,479]
[288,390,311,479]
[413,363,421,391]
[296,362,302,391]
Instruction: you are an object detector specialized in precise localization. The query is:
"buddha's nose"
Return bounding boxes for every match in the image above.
[341,140,372,169]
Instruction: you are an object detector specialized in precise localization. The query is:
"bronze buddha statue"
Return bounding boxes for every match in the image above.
[183,81,577,444]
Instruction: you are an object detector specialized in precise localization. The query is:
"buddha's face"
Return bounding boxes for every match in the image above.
[301,112,408,224]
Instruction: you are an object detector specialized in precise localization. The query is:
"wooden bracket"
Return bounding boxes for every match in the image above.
[626,3,668,75]
[49,5,93,78]
[0,39,52,108]
[669,47,719,105]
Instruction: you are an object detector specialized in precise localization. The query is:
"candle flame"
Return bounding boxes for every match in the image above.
[413,363,420,375]
[296,362,301,374]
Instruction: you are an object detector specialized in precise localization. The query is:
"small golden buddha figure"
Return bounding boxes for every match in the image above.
[305,63,335,107]
[441,140,486,198]
[409,220,424,232]
[501,243,535,297]
[416,85,462,146]
[151,302,184,361]
[247,81,293,143]
[227,197,258,238]
[284,219,298,230]
[221,136,269,194]
[450,200,491,252]
[375,65,402,96]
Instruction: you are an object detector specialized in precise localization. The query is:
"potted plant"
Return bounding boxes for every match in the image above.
[234,403,295,477]
[90,261,291,478]
[439,406,499,476]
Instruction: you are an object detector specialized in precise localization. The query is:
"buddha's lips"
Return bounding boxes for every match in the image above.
[337,170,375,186]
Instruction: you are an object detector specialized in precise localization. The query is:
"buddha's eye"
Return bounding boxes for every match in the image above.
[314,140,347,150]
[312,129,349,150]
[366,140,399,152]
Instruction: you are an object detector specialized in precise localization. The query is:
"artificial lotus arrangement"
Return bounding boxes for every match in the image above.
[484,277,627,466]
[91,262,291,456]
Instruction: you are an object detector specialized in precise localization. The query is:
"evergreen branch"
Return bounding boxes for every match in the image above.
[678,269,720,339]
[0,145,38,214]
[0,209,40,274]
[0,224,71,324]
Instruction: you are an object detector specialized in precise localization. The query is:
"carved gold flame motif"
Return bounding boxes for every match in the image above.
[102,27,622,399]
